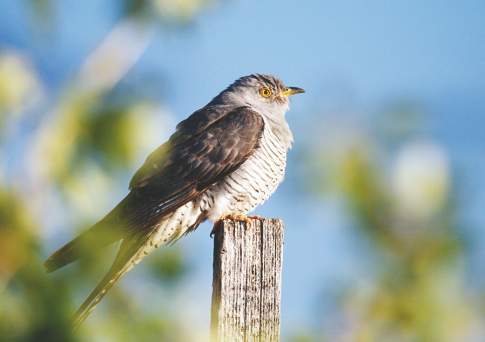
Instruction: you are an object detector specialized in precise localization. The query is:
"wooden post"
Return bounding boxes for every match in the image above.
[210,218,284,342]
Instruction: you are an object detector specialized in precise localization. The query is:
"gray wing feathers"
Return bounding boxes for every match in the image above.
[128,106,264,204]
[45,107,264,274]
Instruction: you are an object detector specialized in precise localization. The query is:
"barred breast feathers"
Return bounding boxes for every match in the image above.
[203,114,291,222]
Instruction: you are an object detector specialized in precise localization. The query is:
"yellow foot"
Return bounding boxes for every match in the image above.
[211,214,265,237]
[221,213,252,224]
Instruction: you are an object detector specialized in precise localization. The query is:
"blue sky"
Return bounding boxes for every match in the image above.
[2,0,485,337]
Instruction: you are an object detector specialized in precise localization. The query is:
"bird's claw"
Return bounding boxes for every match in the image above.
[211,214,266,237]
[221,213,253,224]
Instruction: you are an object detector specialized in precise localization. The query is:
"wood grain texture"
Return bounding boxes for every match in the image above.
[211,218,284,342]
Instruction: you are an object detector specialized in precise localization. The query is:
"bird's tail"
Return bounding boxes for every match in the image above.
[72,234,151,329]
[44,196,131,273]
[72,203,206,328]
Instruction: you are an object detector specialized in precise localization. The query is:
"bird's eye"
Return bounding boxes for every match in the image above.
[259,87,272,98]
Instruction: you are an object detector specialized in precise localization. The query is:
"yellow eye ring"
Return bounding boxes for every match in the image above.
[259,87,272,98]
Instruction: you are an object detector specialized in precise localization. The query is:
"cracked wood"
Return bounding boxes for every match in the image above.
[211,218,284,342]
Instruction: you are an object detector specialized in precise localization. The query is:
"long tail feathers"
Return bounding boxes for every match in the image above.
[43,196,133,273]
[72,213,204,328]
[44,219,122,273]
[54,202,206,329]
[72,234,151,329]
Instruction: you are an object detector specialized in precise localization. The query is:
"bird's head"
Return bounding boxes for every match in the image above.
[213,74,304,118]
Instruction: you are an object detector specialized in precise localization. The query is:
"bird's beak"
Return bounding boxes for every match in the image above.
[281,86,305,97]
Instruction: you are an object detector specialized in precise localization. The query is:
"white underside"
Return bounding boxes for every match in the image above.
[148,117,291,247]
[203,122,289,221]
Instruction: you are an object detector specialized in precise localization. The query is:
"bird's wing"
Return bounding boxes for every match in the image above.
[44,106,264,274]
[128,104,238,189]
[125,106,265,227]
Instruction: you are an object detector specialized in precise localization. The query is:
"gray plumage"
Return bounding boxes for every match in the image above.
[44,74,304,328]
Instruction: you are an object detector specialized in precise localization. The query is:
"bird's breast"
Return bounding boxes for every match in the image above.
[203,126,290,221]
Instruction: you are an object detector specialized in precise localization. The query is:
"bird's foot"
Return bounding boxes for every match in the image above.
[221,213,253,224]
[211,214,265,238]
[247,215,265,220]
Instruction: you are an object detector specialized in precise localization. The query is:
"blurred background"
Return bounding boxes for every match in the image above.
[1,0,485,341]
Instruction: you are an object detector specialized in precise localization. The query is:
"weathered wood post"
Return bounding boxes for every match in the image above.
[210,217,284,342]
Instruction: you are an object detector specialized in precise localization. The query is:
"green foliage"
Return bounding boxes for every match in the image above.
[0,189,75,341]
[1,1,482,341]
[0,1,214,340]
[147,247,190,285]
[306,104,476,341]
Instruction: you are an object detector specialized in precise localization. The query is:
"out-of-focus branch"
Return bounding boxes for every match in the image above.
[77,20,154,95]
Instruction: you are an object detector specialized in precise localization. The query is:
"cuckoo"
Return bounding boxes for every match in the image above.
[44,74,304,327]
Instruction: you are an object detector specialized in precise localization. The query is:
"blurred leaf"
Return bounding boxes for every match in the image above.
[147,247,189,285]
[122,0,217,23]
[0,188,37,283]
[0,187,76,341]
[306,106,471,341]
[0,51,42,130]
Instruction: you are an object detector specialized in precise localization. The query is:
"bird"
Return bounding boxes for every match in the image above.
[44,74,304,328]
